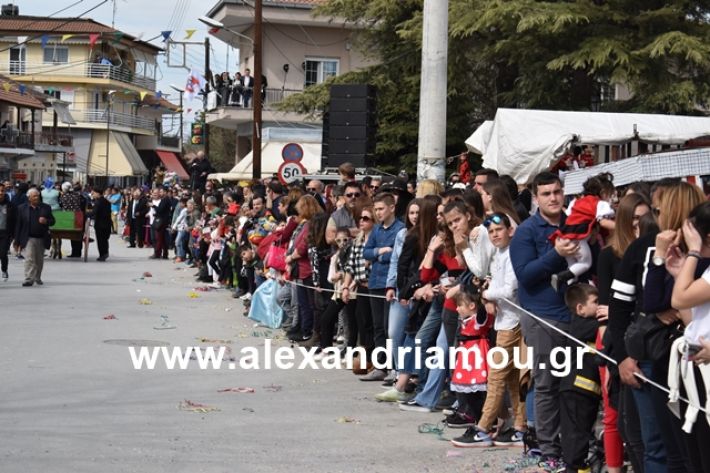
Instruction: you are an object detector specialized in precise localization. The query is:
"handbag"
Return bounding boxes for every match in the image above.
[151,216,164,230]
[625,312,683,362]
[265,245,286,271]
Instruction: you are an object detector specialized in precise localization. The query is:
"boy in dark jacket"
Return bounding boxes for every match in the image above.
[560,283,602,473]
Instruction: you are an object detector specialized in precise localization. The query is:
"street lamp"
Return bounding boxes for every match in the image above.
[198,16,254,45]
[169,84,184,152]
[199,12,262,180]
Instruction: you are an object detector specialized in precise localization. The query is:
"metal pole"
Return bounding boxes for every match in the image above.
[416,0,448,182]
[105,97,110,182]
[179,91,184,152]
[252,0,262,180]
[204,37,210,158]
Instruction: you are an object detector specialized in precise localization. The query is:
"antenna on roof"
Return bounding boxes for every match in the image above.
[111,0,117,28]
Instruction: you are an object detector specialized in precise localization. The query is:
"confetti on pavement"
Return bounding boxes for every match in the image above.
[178,400,219,413]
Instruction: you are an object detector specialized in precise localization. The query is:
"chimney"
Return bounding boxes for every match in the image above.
[1,4,19,16]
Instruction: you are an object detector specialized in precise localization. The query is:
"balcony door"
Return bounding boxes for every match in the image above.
[9,46,25,75]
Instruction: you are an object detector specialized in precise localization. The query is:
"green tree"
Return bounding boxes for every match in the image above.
[449,0,710,114]
[279,0,495,174]
[279,0,710,173]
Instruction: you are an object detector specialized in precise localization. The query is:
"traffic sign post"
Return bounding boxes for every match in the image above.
[277,161,307,185]
[281,143,304,162]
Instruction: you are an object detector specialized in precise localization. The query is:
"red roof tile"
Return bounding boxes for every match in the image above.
[0,74,45,109]
[0,16,161,51]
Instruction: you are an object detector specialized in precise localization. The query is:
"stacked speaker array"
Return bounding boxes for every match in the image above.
[322,84,377,168]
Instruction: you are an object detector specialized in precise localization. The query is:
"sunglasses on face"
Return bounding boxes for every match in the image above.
[335,238,349,244]
[307,188,318,192]
[483,214,504,227]
[346,192,361,198]
[369,185,380,190]
[360,216,372,222]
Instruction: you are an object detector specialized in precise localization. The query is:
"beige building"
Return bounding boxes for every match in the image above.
[0,8,186,185]
[204,0,371,169]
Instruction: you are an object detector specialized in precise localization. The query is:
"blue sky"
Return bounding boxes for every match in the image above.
[18,0,235,133]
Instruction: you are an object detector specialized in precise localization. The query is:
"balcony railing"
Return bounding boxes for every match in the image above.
[5,61,156,91]
[216,88,303,110]
[0,128,34,149]
[34,132,73,148]
[68,108,156,132]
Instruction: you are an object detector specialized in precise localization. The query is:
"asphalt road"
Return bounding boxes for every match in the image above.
[0,236,527,473]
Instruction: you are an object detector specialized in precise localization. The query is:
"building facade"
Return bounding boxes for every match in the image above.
[203,0,371,171]
[0,8,186,186]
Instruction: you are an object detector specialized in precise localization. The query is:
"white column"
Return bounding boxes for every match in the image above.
[416,0,448,182]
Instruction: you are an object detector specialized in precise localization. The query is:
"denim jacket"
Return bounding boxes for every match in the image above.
[364,218,405,289]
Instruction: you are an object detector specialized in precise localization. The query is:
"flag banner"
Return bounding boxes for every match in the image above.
[41,34,49,48]
[184,29,196,40]
[2,83,11,92]
[17,36,27,45]
[89,33,100,48]
[19,84,26,95]
[140,91,148,100]
[161,31,172,42]
[61,34,75,42]
[184,68,205,101]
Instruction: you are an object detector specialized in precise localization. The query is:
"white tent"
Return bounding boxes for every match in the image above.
[465,109,710,183]
[208,127,322,182]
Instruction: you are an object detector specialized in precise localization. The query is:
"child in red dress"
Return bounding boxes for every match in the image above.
[450,285,495,447]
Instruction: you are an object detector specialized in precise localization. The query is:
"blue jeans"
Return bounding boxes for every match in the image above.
[413,324,448,409]
[526,388,535,427]
[175,230,188,259]
[388,301,409,371]
[632,361,667,473]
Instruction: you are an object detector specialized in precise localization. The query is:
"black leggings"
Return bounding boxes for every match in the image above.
[456,391,486,421]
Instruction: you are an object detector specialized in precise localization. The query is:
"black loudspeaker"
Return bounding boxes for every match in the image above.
[323,84,376,169]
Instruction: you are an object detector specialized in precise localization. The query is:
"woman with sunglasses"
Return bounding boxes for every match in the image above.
[341,203,376,370]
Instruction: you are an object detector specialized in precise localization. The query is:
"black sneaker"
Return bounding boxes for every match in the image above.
[493,429,524,446]
[444,412,476,429]
[450,427,493,447]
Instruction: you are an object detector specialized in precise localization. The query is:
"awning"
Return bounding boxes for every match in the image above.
[87,130,149,176]
[156,150,189,180]
[70,129,92,173]
[563,147,710,195]
[52,101,76,125]
[465,108,710,183]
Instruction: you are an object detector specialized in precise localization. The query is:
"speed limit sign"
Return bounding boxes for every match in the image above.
[277,161,307,185]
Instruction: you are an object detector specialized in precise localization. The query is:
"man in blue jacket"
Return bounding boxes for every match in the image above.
[362,192,404,381]
[510,172,578,466]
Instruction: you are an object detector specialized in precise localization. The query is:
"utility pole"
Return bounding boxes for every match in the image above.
[204,37,210,158]
[416,0,448,182]
[105,96,111,182]
[178,91,184,152]
[252,0,263,180]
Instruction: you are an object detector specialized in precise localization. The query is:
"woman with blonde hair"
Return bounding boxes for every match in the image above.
[416,179,444,197]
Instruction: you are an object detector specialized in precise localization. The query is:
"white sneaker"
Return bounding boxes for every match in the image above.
[211,281,222,289]
[2,271,7,280]
[239,292,252,301]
